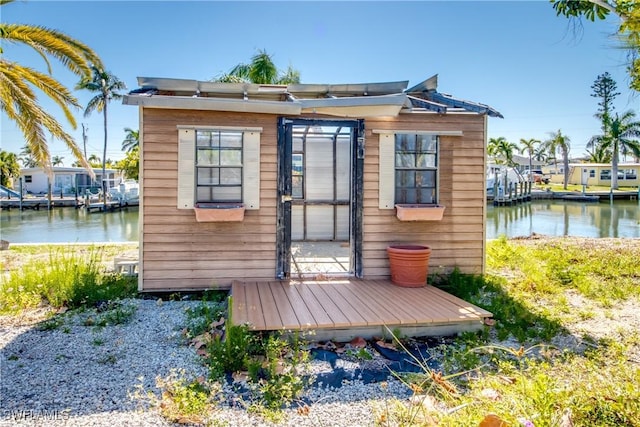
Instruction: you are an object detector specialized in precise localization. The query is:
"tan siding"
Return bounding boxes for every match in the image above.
[141,109,278,289]
[140,108,487,290]
[362,114,486,277]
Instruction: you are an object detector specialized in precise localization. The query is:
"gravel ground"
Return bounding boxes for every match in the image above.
[0,299,411,427]
[2,236,638,426]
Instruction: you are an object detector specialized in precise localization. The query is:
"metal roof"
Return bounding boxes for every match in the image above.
[124,75,502,118]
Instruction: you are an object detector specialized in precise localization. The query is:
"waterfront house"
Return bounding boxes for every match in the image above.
[124,75,500,339]
[545,163,640,187]
[19,167,121,196]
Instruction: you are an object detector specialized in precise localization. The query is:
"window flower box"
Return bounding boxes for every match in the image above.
[395,204,445,221]
[194,203,245,222]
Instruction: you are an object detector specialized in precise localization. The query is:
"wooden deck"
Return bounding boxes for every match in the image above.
[231,279,493,342]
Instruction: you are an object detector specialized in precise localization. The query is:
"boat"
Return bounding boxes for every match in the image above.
[108,180,139,205]
[486,166,525,198]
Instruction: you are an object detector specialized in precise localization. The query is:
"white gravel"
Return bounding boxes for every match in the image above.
[0,299,411,426]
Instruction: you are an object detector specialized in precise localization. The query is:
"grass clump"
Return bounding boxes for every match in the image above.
[0,245,137,312]
[378,341,640,427]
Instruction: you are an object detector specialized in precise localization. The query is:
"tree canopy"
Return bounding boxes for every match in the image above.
[214,49,301,84]
[0,0,102,176]
[552,0,640,91]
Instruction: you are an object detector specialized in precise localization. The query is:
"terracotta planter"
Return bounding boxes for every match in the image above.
[194,203,245,222]
[386,245,432,287]
[395,204,445,221]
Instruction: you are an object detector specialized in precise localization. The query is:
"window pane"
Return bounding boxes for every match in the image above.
[417,171,436,187]
[293,137,303,152]
[220,168,242,184]
[419,188,435,204]
[213,186,242,201]
[196,131,212,147]
[396,153,415,168]
[416,154,436,168]
[196,187,214,202]
[219,149,242,166]
[396,170,415,188]
[197,168,219,185]
[292,176,303,198]
[419,135,437,152]
[396,188,417,204]
[395,133,417,151]
[220,132,242,148]
[197,149,219,166]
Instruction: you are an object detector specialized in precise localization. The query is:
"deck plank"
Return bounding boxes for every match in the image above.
[243,281,266,329]
[289,281,335,327]
[257,281,282,329]
[370,280,450,323]
[230,280,248,325]
[421,286,484,320]
[274,282,319,329]
[304,282,353,328]
[268,281,309,330]
[319,282,369,327]
[230,278,491,338]
[338,281,401,326]
[354,280,420,324]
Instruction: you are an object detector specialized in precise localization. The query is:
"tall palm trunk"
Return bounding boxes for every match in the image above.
[611,140,619,190]
[102,96,108,210]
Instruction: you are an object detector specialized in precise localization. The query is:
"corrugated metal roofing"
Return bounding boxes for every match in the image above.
[124,75,502,118]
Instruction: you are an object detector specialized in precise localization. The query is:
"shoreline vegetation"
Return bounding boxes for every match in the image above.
[1,236,639,426]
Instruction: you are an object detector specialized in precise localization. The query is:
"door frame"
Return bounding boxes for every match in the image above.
[276,117,364,279]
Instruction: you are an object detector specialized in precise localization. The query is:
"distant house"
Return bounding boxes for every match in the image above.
[19,167,121,195]
[124,74,502,291]
[547,163,640,187]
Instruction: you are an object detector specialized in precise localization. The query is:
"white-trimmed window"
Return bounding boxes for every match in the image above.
[177,126,261,210]
[196,130,243,203]
[394,134,438,204]
[377,130,453,209]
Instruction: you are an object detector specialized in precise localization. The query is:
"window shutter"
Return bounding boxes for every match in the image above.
[243,131,260,210]
[177,128,195,209]
[378,133,395,209]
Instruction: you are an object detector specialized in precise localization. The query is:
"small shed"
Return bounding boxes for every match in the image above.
[124,75,501,292]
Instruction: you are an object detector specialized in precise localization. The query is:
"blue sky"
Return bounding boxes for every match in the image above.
[2,0,638,163]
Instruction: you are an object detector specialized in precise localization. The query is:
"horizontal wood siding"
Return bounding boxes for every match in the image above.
[363,114,486,276]
[141,109,486,290]
[141,109,278,290]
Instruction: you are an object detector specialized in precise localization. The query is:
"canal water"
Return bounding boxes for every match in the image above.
[1,207,139,243]
[1,200,638,243]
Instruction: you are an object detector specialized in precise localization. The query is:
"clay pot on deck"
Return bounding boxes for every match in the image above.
[386,245,432,287]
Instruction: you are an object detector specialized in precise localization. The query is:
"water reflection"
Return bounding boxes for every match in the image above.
[0,207,139,243]
[487,200,640,239]
[1,200,638,243]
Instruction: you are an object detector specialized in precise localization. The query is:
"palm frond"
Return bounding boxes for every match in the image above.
[1,24,103,77]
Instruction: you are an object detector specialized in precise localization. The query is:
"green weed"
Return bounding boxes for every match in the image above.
[0,245,137,312]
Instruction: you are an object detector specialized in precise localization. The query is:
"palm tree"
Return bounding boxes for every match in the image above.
[121,128,139,153]
[488,137,518,166]
[0,1,102,176]
[588,110,640,189]
[533,145,548,163]
[519,138,540,182]
[18,145,37,167]
[586,143,612,163]
[76,66,125,207]
[88,154,101,166]
[0,149,20,188]
[545,130,571,190]
[215,49,301,84]
[51,155,64,167]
